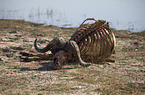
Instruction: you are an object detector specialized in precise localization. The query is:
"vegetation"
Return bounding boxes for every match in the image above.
[0,19,145,94]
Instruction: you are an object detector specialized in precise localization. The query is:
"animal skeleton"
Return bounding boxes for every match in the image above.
[20,18,116,69]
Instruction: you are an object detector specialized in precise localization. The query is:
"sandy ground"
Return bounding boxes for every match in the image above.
[0,19,145,95]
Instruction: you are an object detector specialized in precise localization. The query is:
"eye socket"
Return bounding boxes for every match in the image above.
[54,58,59,65]
[53,58,62,69]
[53,50,67,69]
[53,57,66,66]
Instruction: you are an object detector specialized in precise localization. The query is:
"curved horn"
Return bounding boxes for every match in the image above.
[69,41,91,67]
[34,37,60,53]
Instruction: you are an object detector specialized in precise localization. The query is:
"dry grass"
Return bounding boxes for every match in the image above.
[0,19,145,95]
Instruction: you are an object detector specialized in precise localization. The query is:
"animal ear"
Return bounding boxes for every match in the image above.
[69,41,91,67]
[34,37,61,53]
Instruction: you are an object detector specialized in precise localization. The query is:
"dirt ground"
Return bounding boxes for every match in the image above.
[0,19,145,95]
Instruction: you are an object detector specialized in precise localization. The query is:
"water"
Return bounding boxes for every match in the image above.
[0,0,145,32]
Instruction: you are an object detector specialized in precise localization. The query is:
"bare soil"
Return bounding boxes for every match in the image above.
[0,19,145,95]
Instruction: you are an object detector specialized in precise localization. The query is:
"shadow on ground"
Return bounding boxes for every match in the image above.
[20,61,79,71]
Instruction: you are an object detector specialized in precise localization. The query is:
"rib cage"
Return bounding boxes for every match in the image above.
[70,19,116,62]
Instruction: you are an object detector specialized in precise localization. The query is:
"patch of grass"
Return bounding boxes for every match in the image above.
[0,19,145,94]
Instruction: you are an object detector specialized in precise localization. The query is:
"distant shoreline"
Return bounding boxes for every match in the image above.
[1,19,145,33]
